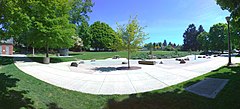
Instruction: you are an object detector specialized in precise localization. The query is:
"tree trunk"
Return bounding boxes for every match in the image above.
[46,44,49,58]
[32,47,35,56]
[128,37,130,68]
[43,44,50,64]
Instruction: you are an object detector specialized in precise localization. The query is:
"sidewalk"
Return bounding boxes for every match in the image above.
[14,56,239,95]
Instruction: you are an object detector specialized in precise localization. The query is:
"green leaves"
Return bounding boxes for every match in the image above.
[117,16,148,52]
[69,0,94,25]
[209,23,228,52]
[90,21,117,51]
[197,31,209,52]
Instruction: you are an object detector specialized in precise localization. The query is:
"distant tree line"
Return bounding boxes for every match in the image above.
[182,23,239,53]
[143,40,181,51]
[182,0,240,53]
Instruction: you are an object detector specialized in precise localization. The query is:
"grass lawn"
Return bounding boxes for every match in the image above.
[27,51,199,63]
[1,57,239,109]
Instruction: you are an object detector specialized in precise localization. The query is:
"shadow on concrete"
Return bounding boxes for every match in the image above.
[104,65,240,109]
[93,67,117,72]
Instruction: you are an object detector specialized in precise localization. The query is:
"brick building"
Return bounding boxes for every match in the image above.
[0,38,13,55]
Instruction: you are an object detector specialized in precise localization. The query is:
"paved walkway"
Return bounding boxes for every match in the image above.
[14,55,240,95]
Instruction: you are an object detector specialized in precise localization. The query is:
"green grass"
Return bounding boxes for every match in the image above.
[1,57,239,109]
[27,51,199,63]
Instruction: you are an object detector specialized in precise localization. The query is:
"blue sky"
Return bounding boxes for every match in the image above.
[88,0,230,44]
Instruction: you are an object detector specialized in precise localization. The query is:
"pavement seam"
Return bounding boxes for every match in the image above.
[145,72,169,86]
[98,75,107,93]
[126,73,138,93]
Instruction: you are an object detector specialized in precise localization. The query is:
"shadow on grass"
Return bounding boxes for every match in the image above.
[0,73,34,109]
[0,57,14,65]
[46,103,63,109]
[105,65,240,109]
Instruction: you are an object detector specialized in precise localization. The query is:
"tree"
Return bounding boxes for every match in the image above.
[168,42,172,46]
[197,31,209,53]
[182,24,199,51]
[231,27,240,50]
[27,0,76,59]
[163,40,167,46]
[208,23,228,52]
[78,20,92,50]
[173,43,176,48]
[0,0,31,39]
[153,42,156,51]
[69,0,94,26]
[216,0,240,49]
[216,0,240,29]
[116,16,148,68]
[198,25,205,34]
[90,21,118,51]
[157,42,162,50]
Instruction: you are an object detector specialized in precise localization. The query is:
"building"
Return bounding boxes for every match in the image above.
[0,38,13,55]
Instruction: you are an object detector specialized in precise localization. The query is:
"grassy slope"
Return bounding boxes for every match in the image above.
[1,57,239,109]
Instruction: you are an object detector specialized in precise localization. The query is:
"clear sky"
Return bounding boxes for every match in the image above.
[88,0,230,44]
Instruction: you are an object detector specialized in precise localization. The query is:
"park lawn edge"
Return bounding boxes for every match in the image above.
[0,57,239,109]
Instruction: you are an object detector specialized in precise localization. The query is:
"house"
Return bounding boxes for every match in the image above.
[0,38,13,55]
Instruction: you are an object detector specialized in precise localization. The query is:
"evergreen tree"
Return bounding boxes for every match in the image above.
[183,24,198,51]
[163,40,167,46]
[153,42,156,50]
[168,42,172,46]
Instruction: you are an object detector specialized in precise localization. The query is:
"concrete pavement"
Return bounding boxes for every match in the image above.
[14,55,240,95]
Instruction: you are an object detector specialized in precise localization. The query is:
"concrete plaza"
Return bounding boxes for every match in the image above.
[14,55,240,95]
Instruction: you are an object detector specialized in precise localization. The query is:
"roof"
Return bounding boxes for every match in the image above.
[0,37,13,44]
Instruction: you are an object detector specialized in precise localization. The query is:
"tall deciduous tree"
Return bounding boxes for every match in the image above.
[216,0,240,49]
[216,0,240,28]
[78,20,92,50]
[90,21,118,51]
[197,31,209,52]
[27,0,76,59]
[208,23,228,52]
[69,0,94,26]
[116,16,148,68]
[0,0,31,38]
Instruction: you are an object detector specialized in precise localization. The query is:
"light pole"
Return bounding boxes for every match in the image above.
[226,16,232,65]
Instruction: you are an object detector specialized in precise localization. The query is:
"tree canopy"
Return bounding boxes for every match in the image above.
[216,0,240,28]
[183,24,198,51]
[116,16,148,68]
[69,0,94,26]
[0,0,31,38]
[216,0,240,50]
[182,24,204,51]
[78,20,92,50]
[90,21,118,51]
[26,0,76,57]
[208,23,228,52]
[197,31,209,52]
[0,0,95,58]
